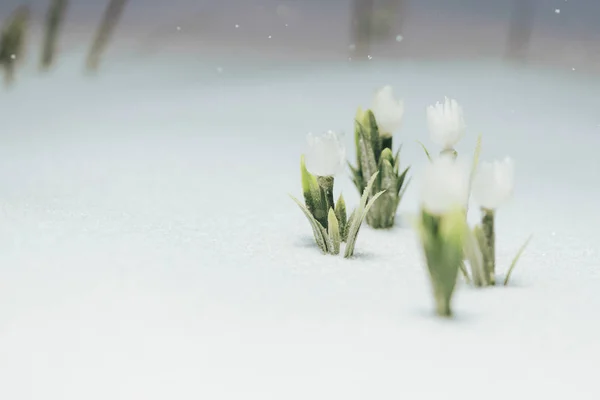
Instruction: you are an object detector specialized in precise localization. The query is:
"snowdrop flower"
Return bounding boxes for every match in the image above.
[305,130,346,177]
[371,85,404,137]
[421,155,469,215]
[472,157,515,210]
[426,97,466,150]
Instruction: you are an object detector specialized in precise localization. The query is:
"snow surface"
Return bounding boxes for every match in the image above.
[1,52,600,399]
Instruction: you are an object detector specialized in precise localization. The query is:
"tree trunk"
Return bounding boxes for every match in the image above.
[506,0,534,62]
[86,0,129,72]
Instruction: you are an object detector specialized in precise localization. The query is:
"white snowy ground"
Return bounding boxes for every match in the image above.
[1,52,600,399]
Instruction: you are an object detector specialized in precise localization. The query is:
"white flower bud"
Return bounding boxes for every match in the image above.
[371,85,404,138]
[426,97,466,150]
[304,130,346,177]
[421,155,470,215]
[472,157,515,210]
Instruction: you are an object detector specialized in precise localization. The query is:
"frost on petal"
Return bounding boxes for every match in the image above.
[421,155,470,215]
[371,85,404,138]
[472,157,515,210]
[426,97,466,149]
[305,130,347,177]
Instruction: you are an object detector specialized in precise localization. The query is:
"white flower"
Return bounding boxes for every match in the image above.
[371,85,404,138]
[421,155,470,215]
[472,157,515,210]
[305,130,346,177]
[426,97,466,150]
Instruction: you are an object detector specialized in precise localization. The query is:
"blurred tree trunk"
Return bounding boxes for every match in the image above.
[351,0,374,57]
[41,0,69,70]
[86,0,129,71]
[351,0,406,58]
[505,0,534,62]
[0,5,29,86]
[393,0,407,35]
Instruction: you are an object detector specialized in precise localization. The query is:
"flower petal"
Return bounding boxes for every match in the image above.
[304,130,347,177]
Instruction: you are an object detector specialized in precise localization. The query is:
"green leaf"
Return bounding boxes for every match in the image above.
[470,133,483,187]
[346,208,357,231]
[356,118,378,186]
[379,158,395,190]
[459,261,471,285]
[344,172,384,258]
[289,195,329,254]
[418,208,466,317]
[439,208,467,247]
[365,110,382,162]
[354,108,365,170]
[381,148,394,160]
[365,157,396,229]
[320,218,334,254]
[335,194,348,242]
[300,155,328,227]
[464,226,488,287]
[395,166,410,196]
[344,191,385,258]
[380,146,394,165]
[466,133,483,212]
[348,161,365,194]
[416,140,432,162]
[393,145,403,174]
[328,208,341,255]
[504,235,533,286]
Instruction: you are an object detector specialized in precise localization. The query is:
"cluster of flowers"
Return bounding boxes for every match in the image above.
[292,88,530,317]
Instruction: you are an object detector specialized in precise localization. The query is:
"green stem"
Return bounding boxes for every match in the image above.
[317,176,335,213]
[481,208,496,285]
[381,136,393,152]
[440,148,458,159]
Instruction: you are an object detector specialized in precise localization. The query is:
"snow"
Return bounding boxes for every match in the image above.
[1,52,600,399]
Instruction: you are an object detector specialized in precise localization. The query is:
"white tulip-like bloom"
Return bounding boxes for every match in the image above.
[426,97,466,150]
[421,155,470,215]
[371,85,404,138]
[472,157,515,210]
[305,130,347,177]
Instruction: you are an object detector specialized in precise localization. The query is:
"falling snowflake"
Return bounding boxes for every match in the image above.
[395,35,403,42]
[176,26,181,31]
[555,9,560,14]
[235,24,239,28]
[10,54,16,60]
[268,35,272,39]
[367,55,373,60]
[216,67,223,73]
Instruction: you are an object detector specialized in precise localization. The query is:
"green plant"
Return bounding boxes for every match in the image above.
[291,156,383,257]
[349,108,410,229]
[417,207,467,317]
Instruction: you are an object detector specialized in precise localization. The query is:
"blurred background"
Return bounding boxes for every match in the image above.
[1,0,600,76]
